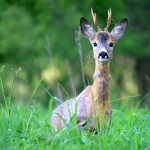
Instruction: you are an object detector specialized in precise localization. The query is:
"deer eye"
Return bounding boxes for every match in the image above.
[109,43,113,47]
[93,42,97,47]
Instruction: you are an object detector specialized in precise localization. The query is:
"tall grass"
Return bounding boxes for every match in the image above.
[0,69,149,150]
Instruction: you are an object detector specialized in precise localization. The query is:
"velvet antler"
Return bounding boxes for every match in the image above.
[104,8,112,31]
[91,8,101,31]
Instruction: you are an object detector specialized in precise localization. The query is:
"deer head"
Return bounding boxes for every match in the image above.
[80,8,128,63]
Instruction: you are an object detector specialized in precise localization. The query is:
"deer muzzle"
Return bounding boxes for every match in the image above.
[98,51,109,62]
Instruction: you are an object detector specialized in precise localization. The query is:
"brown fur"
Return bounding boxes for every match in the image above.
[50,9,127,131]
[50,61,112,131]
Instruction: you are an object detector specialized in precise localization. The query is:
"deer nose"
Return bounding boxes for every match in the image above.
[98,51,109,59]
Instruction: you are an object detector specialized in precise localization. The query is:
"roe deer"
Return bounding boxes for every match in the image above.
[50,8,128,131]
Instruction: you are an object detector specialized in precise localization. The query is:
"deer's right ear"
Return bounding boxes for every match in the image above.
[80,17,95,39]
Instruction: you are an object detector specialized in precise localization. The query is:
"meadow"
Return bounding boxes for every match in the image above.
[0,76,149,150]
[0,1,150,150]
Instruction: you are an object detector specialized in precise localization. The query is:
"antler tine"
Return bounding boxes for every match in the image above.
[105,8,112,31]
[91,8,101,31]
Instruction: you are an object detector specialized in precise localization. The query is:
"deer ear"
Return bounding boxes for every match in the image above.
[111,18,128,41]
[80,17,95,39]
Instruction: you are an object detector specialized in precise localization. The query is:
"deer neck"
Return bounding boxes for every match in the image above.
[91,60,110,103]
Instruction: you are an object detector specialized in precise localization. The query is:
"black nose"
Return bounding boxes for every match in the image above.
[98,51,109,59]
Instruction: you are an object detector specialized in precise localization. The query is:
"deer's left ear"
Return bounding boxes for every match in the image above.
[111,18,128,41]
[80,17,95,40]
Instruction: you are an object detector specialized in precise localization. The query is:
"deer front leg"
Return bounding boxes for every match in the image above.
[77,117,87,127]
[77,117,97,131]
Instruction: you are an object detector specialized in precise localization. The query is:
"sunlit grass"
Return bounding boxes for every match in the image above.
[0,70,149,150]
[0,103,149,150]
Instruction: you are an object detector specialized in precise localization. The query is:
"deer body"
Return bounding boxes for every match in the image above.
[50,9,128,131]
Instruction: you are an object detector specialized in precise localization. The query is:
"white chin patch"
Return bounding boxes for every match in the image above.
[98,58,109,62]
[98,55,109,62]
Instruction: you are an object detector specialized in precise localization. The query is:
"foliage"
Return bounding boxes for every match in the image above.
[0,1,149,105]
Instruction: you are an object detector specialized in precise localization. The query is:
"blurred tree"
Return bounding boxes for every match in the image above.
[0,0,149,106]
[124,0,150,106]
[0,0,89,102]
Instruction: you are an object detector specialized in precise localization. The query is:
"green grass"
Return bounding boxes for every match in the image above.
[0,71,149,150]
[0,100,149,150]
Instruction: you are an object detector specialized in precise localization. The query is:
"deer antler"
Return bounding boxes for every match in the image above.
[91,8,101,31]
[105,8,112,31]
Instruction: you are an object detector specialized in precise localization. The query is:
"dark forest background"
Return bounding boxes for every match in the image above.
[0,0,149,107]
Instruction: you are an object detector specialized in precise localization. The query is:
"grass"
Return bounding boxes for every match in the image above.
[0,103,149,150]
[0,71,150,150]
